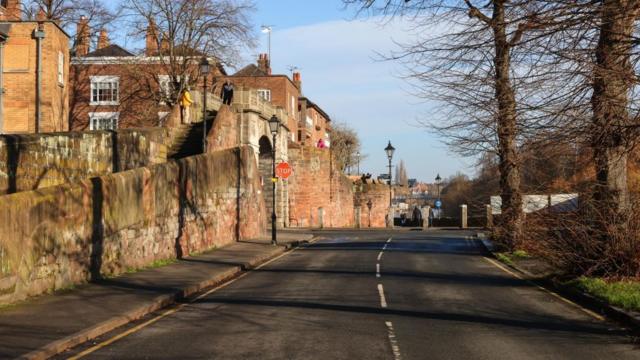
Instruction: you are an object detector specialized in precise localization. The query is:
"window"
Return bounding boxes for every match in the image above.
[57,51,64,85]
[90,76,119,105]
[257,89,271,102]
[89,112,119,130]
[0,0,7,8]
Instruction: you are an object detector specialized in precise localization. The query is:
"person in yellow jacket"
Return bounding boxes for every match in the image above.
[180,87,194,123]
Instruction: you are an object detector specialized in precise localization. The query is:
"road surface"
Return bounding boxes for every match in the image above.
[60,230,640,359]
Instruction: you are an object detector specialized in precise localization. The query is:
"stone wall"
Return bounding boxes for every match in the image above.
[355,180,392,228]
[287,146,355,228]
[0,146,266,305]
[0,128,167,195]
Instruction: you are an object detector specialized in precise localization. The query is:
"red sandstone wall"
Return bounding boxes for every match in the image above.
[0,146,266,305]
[287,146,355,228]
[355,181,392,228]
[0,129,168,195]
[207,105,238,152]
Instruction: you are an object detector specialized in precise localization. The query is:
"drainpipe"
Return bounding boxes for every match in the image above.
[0,24,9,134]
[33,24,45,133]
[0,40,5,133]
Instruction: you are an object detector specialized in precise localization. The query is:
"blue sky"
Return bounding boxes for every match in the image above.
[107,0,472,182]
[250,0,471,182]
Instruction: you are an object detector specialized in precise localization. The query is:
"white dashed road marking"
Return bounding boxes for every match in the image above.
[376,263,381,278]
[378,284,388,308]
[377,251,384,261]
[385,321,402,360]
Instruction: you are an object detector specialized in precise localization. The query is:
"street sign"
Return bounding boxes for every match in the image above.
[275,162,293,179]
[435,200,442,209]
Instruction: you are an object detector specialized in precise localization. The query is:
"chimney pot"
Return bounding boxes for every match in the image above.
[75,15,91,56]
[97,28,109,50]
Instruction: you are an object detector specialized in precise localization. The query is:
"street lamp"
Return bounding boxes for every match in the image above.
[384,141,395,227]
[199,57,211,153]
[356,151,361,175]
[261,25,273,64]
[435,173,442,220]
[367,199,373,228]
[268,114,280,245]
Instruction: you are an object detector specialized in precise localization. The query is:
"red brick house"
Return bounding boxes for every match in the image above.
[70,20,225,130]
[0,0,70,134]
[299,95,331,148]
[228,54,332,146]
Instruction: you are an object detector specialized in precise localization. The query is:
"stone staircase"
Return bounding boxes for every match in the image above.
[167,110,217,159]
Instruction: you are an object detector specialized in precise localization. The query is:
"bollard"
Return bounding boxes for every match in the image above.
[486,204,493,230]
[460,204,468,229]
[422,206,430,230]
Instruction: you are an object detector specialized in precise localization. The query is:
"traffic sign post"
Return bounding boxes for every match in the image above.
[275,162,293,179]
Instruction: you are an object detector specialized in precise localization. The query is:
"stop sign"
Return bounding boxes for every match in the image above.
[275,162,293,179]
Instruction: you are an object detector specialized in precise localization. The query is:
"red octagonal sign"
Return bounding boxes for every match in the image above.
[275,162,293,179]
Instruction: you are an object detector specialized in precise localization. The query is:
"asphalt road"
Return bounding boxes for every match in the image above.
[62,230,640,359]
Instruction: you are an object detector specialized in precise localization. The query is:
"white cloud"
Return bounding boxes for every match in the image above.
[251,17,471,181]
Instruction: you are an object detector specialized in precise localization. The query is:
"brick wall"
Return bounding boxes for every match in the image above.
[227,76,299,142]
[0,146,266,305]
[2,21,69,133]
[287,146,355,228]
[70,61,226,130]
[0,128,167,194]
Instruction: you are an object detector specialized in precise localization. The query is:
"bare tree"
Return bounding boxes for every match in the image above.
[342,0,561,249]
[330,122,363,173]
[24,0,116,36]
[121,0,255,100]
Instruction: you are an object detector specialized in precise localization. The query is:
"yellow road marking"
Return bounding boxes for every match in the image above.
[68,248,297,359]
[483,257,605,321]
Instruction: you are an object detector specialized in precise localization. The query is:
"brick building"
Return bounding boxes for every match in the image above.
[70,20,225,130]
[229,54,331,146]
[0,0,70,134]
[230,54,300,143]
[299,95,331,148]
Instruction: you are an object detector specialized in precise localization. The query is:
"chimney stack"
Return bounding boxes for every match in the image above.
[97,28,109,50]
[75,15,90,57]
[36,8,46,21]
[257,53,271,75]
[293,72,302,92]
[145,19,158,56]
[1,0,22,21]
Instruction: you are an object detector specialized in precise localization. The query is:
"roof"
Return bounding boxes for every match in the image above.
[232,64,269,77]
[300,97,331,123]
[2,20,70,38]
[84,44,134,57]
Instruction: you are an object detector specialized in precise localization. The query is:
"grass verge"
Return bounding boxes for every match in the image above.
[495,250,529,267]
[568,277,640,313]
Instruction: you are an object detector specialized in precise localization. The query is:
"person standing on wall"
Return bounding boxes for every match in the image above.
[180,86,194,123]
[221,81,234,105]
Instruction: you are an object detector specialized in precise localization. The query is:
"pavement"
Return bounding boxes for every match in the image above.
[0,231,314,360]
[52,229,640,360]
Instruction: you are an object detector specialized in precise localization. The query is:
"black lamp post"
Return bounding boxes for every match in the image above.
[367,199,373,228]
[199,57,211,153]
[268,115,280,245]
[435,173,442,220]
[384,141,395,227]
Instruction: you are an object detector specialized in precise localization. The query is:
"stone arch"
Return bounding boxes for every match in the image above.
[258,135,275,227]
[258,136,272,158]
